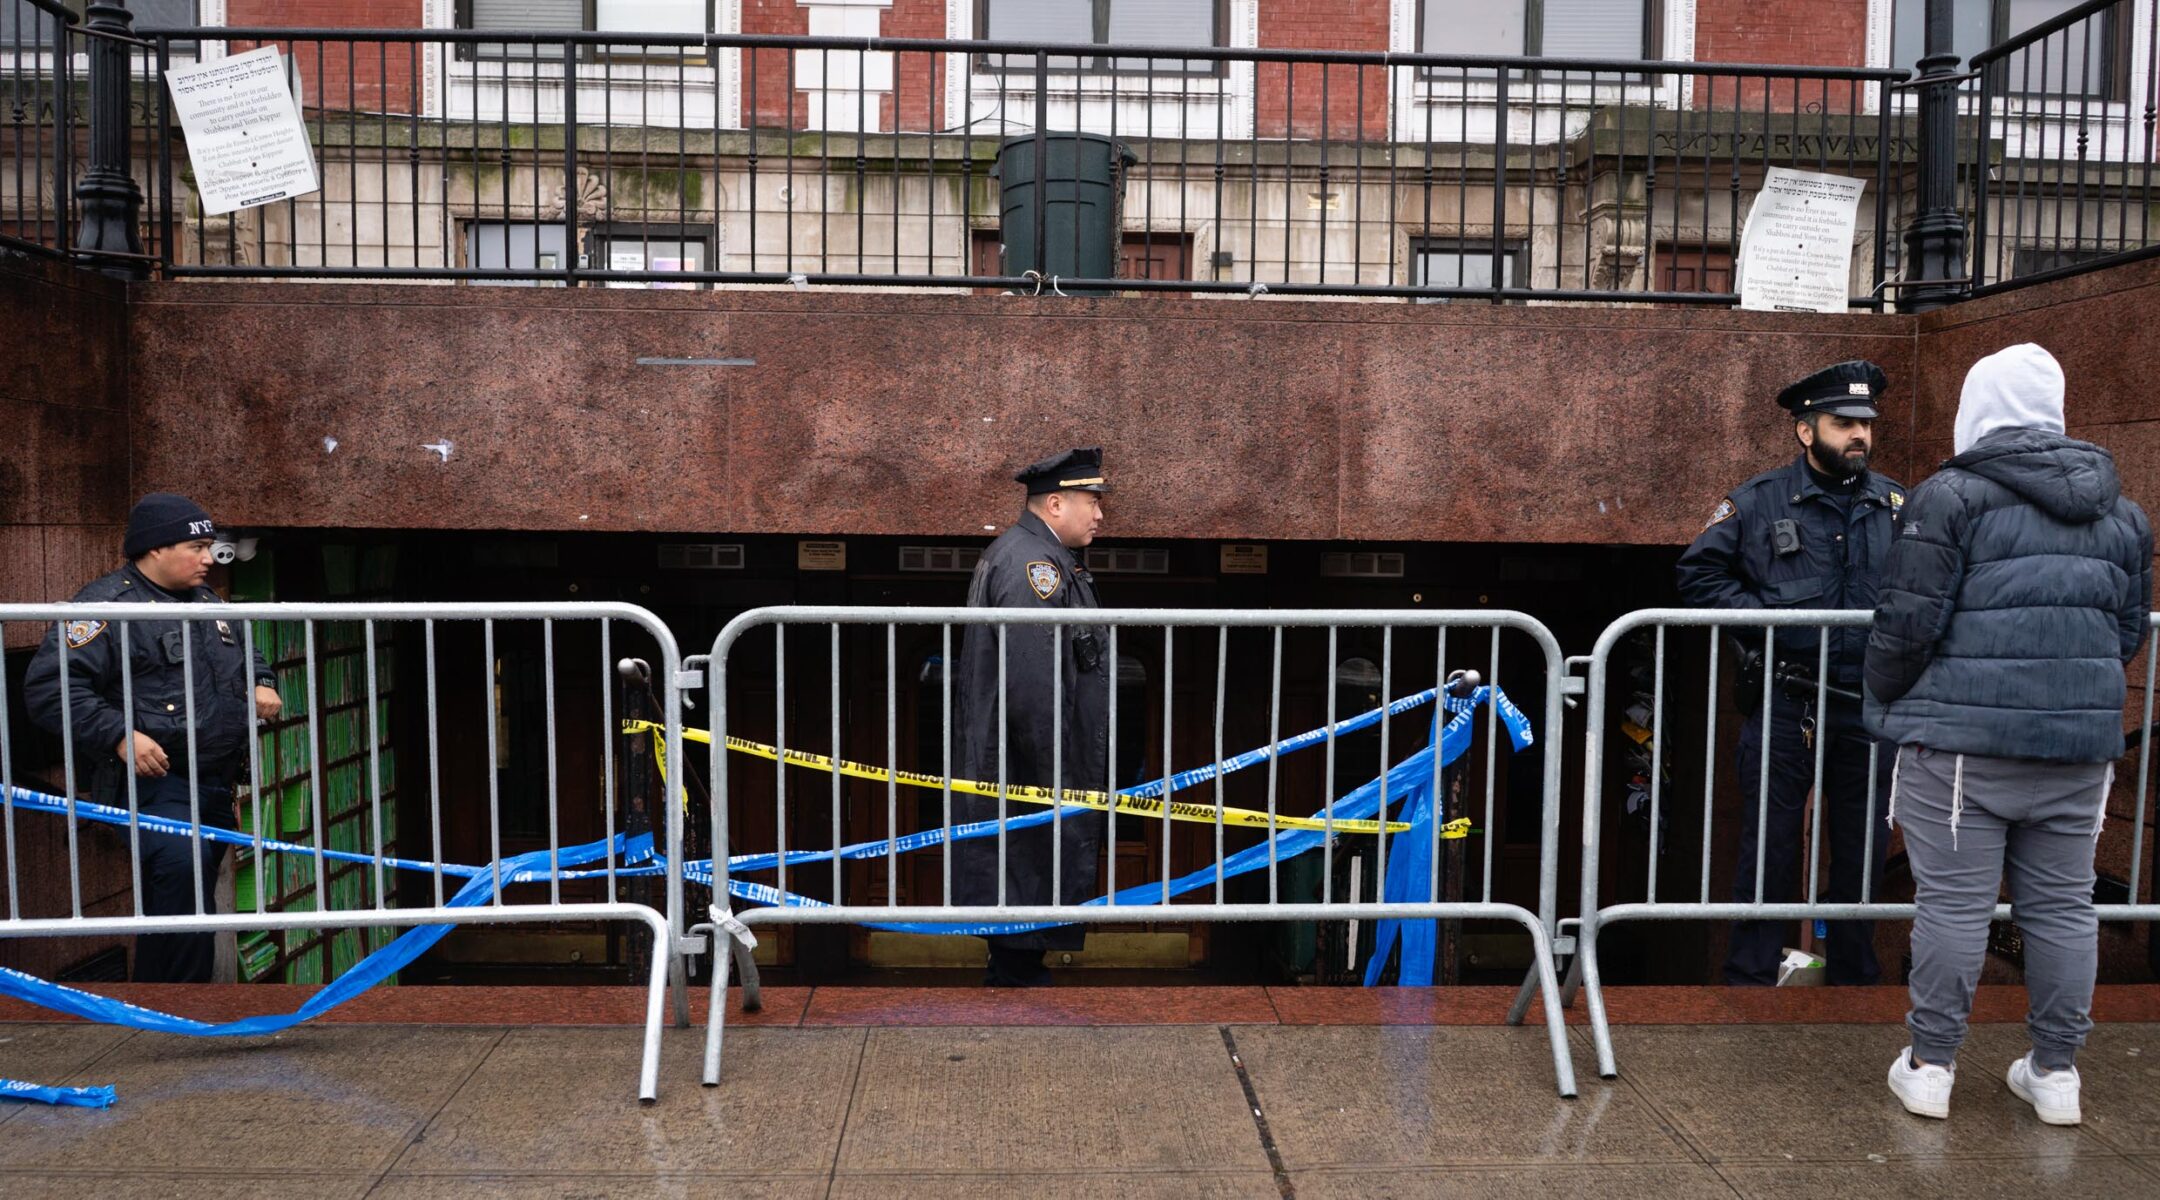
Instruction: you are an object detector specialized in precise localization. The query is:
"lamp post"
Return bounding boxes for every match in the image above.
[72,2,148,279]
[1900,0,1969,311]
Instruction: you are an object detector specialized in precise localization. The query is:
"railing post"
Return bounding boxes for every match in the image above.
[1900,0,1970,311]
[72,2,147,279]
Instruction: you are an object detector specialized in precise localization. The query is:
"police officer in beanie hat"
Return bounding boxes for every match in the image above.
[1675,362,1905,986]
[23,493,282,983]
[952,449,1111,986]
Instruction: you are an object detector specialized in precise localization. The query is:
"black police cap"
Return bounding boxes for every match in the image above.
[1015,447,1109,496]
[1777,360,1887,420]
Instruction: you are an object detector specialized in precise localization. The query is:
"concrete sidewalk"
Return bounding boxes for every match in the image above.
[4,988,2159,1197]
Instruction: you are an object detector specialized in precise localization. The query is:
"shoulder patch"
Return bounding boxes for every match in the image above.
[64,619,107,649]
[1025,560,1062,600]
[1704,499,1737,530]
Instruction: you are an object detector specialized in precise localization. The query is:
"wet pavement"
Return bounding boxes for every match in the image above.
[3,985,2158,1197]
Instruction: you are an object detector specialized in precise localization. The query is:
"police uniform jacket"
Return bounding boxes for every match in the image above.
[952,510,1111,943]
[1675,454,1905,688]
[23,564,275,791]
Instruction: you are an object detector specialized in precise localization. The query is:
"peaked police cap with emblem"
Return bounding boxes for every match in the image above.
[1776,360,1888,420]
[1015,447,1110,496]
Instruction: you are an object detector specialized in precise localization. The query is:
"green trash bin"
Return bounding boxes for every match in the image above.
[993,132,1136,297]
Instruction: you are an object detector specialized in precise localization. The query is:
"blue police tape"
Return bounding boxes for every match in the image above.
[0,682,1532,1102]
[2,1078,116,1108]
[689,686,1532,945]
[1363,714,1445,986]
[714,686,1530,877]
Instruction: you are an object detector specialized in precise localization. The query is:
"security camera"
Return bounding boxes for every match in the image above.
[210,536,260,565]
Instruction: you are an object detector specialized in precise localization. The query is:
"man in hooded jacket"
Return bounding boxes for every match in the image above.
[1868,343,2151,1128]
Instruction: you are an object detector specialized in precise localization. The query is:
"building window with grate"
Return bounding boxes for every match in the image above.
[1412,239,1527,302]
[455,0,716,61]
[975,0,1227,76]
[1891,0,2129,99]
[1415,0,1661,64]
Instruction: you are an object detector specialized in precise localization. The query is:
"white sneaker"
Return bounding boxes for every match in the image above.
[1888,1049,1955,1119]
[2006,1053,2082,1126]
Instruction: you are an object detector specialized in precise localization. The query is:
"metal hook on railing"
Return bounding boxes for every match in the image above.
[1246,281,1270,297]
[1021,269,1046,296]
[785,273,808,291]
[1048,274,1068,297]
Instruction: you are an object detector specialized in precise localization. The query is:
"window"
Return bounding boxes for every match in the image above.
[456,0,713,61]
[2011,244,2119,277]
[591,226,710,289]
[658,542,745,569]
[899,546,985,573]
[2,1,197,46]
[1412,239,1527,301]
[1320,552,1406,579]
[466,221,571,285]
[1085,547,1170,574]
[1655,244,1734,294]
[1892,0,2124,98]
[976,0,1225,76]
[1415,0,1660,62]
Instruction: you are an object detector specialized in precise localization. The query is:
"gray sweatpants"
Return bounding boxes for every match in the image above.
[1891,745,2111,1070]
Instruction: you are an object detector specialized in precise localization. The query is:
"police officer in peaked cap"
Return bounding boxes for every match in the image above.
[1676,362,1905,987]
[952,448,1111,986]
[23,493,283,983]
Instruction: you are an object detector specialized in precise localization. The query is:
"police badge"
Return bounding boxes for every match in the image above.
[64,619,107,649]
[1025,561,1062,600]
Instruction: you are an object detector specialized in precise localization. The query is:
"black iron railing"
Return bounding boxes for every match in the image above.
[0,0,77,258]
[1968,0,2160,295]
[84,24,1909,305]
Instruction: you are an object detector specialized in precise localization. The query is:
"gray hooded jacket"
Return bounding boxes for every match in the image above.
[1864,344,2153,762]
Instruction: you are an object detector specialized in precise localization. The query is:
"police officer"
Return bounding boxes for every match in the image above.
[1676,362,1904,986]
[953,448,1112,987]
[23,493,282,983]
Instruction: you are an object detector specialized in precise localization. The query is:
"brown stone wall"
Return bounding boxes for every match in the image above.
[0,252,132,648]
[125,282,1918,545]
[0,251,135,977]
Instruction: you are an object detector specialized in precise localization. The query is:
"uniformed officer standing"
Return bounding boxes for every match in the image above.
[953,448,1112,987]
[1676,363,1904,986]
[23,493,282,983]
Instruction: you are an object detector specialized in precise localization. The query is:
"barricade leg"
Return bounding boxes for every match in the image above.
[1519,915,1579,1098]
[701,914,733,1087]
[1578,915,1618,1079]
[670,952,691,1028]
[732,938,764,1013]
[637,907,670,1104]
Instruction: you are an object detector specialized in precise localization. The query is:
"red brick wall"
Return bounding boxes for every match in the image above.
[1692,0,1873,112]
[1255,0,1388,140]
[225,1,427,115]
[741,0,812,128]
[738,0,948,133]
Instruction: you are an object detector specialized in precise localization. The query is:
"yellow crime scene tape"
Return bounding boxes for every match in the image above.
[622,720,1414,836]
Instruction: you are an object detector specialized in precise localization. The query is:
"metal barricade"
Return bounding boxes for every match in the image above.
[694,607,1579,1097]
[1570,608,2160,1081]
[0,601,690,1102]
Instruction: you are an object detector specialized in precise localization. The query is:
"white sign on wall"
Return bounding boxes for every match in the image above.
[1736,167,1869,314]
[164,46,319,216]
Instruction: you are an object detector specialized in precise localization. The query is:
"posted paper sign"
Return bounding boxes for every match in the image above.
[164,46,319,216]
[1736,167,1868,314]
